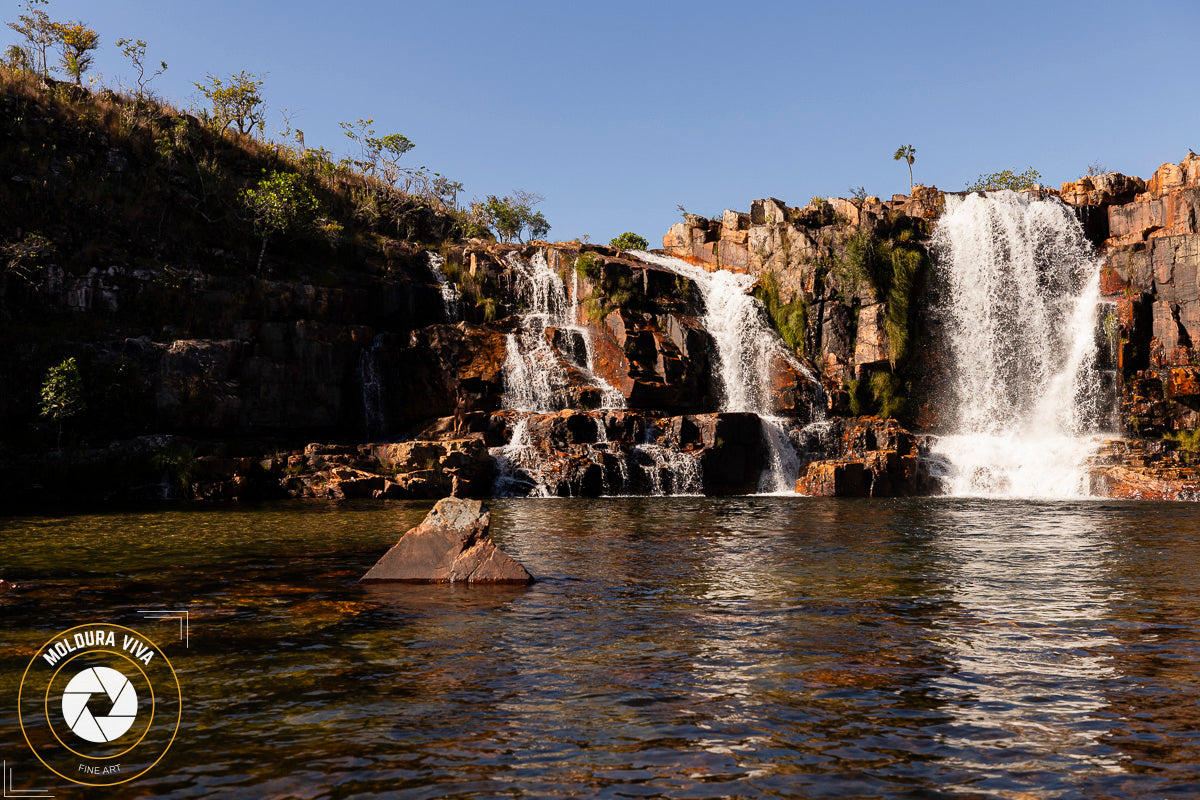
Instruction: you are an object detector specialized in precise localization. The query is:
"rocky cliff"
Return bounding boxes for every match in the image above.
[7,66,1200,503]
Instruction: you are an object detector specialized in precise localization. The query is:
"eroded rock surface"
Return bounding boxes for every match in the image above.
[360,497,533,584]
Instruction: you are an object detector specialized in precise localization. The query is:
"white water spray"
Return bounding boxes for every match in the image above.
[426,252,463,323]
[500,251,625,412]
[931,191,1107,498]
[632,251,821,492]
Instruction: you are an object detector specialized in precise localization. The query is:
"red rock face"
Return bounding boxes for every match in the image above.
[795,417,933,498]
[360,497,533,584]
[1060,153,1200,440]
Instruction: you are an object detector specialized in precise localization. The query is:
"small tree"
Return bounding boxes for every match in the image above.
[116,37,167,96]
[239,171,319,271]
[194,71,266,135]
[483,192,550,243]
[609,232,649,251]
[967,167,1042,193]
[2,43,32,71]
[483,195,522,242]
[40,356,84,448]
[339,117,415,184]
[893,145,916,191]
[7,0,55,77]
[52,20,98,85]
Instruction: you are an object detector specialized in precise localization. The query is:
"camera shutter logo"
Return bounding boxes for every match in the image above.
[60,666,138,743]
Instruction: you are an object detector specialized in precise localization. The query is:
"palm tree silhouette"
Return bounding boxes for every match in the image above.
[894,145,916,192]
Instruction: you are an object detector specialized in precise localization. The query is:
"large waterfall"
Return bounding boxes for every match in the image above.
[632,251,822,493]
[931,191,1107,498]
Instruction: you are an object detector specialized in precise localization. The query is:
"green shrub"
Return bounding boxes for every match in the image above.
[609,232,649,250]
[40,356,84,446]
[574,251,601,280]
[967,167,1042,193]
[846,377,862,416]
[869,371,906,419]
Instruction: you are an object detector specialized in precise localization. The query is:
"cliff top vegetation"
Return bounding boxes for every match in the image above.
[2,3,548,288]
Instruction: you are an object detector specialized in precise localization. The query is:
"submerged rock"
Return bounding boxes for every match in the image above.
[360,497,533,584]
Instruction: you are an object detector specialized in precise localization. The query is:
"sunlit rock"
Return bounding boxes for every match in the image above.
[360,497,533,584]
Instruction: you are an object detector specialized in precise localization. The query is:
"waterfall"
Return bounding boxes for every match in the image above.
[426,252,463,323]
[500,251,625,412]
[630,250,820,492]
[359,335,386,440]
[930,191,1107,498]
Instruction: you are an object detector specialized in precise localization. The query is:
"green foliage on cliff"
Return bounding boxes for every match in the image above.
[846,370,907,420]
[834,227,927,366]
[574,252,601,280]
[967,167,1042,193]
[40,356,83,445]
[869,371,906,419]
[754,271,807,356]
[240,170,319,236]
[579,257,636,324]
[884,246,923,365]
[239,170,320,270]
[609,232,649,251]
[1165,428,1200,455]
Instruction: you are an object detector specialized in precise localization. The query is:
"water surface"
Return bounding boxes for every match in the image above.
[2,497,1199,798]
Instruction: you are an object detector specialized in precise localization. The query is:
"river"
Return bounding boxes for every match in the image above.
[2,497,1199,798]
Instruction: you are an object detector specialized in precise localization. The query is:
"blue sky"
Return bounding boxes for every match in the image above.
[7,0,1198,244]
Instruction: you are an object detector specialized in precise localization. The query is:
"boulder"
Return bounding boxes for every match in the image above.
[0,578,16,593]
[360,497,533,584]
[796,461,869,496]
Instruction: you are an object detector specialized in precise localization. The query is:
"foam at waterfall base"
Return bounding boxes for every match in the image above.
[933,432,1107,499]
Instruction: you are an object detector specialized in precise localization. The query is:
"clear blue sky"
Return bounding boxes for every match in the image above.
[7,0,1198,244]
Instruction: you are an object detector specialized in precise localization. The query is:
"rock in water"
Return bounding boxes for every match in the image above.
[360,497,533,584]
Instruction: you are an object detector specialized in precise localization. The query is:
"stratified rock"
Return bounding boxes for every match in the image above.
[360,497,533,584]
[1091,465,1200,502]
[794,416,931,497]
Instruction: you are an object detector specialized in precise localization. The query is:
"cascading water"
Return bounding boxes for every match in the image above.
[426,252,463,323]
[359,335,386,440]
[492,250,628,495]
[931,191,1108,498]
[500,251,625,412]
[632,251,822,493]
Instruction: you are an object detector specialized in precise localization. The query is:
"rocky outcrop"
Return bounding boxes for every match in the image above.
[493,409,775,497]
[795,417,937,497]
[659,189,939,425]
[1062,153,1200,438]
[360,497,533,584]
[1089,438,1200,501]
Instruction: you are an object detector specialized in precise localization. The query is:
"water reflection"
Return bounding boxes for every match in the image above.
[928,500,1124,794]
[2,499,1200,797]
